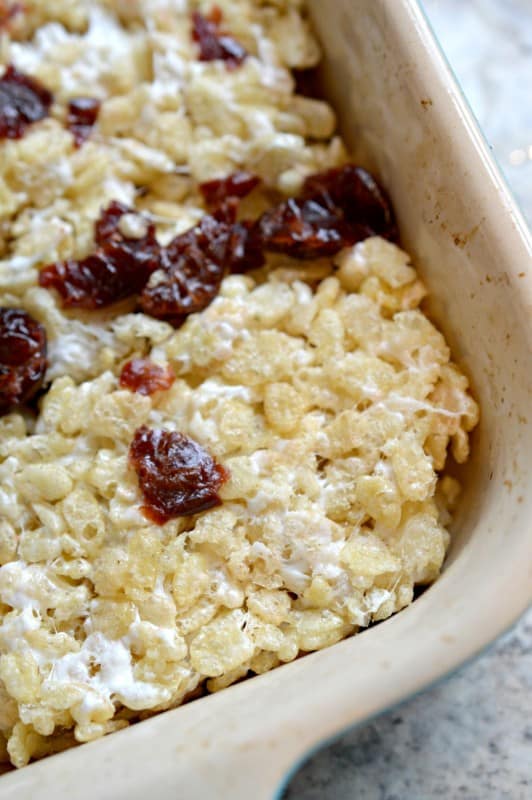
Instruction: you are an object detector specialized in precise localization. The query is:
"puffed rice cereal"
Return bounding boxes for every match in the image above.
[0,0,478,769]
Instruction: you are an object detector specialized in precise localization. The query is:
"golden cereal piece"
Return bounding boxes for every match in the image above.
[190,611,255,677]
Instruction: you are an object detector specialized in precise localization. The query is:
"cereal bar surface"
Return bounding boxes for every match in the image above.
[0,0,478,769]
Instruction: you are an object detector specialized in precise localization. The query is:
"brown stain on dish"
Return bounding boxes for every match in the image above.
[452,221,482,249]
[440,634,455,644]
[497,271,511,287]
[420,98,433,109]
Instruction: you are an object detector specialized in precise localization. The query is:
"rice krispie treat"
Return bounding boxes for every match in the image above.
[0,0,478,769]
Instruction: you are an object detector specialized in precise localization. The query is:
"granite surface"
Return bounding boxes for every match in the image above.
[283,2,532,798]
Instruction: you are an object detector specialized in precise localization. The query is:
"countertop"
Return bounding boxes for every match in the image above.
[283,2,532,798]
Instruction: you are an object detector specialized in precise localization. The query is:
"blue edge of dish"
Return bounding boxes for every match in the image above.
[275,2,531,795]
[275,612,530,798]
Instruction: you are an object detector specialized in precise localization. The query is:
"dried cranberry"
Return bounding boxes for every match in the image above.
[129,425,229,523]
[192,6,247,68]
[0,307,47,415]
[66,96,100,147]
[119,359,175,396]
[258,164,397,259]
[199,171,261,209]
[0,64,52,140]
[39,202,160,309]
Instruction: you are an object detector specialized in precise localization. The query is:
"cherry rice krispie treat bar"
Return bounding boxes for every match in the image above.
[0,0,478,769]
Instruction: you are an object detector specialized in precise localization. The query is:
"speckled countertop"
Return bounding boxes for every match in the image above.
[283,2,532,798]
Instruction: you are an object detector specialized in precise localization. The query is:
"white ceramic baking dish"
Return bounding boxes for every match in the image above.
[3,1,532,797]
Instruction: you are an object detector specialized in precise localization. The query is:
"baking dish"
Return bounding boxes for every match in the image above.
[2,0,531,797]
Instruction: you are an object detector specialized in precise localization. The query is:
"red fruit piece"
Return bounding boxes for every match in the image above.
[257,196,356,260]
[192,6,247,68]
[39,202,160,309]
[0,307,47,415]
[139,214,228,326]
[257,164,397,259]
[0,3,23,30]
[94,200,160,271]
[301,164,397,239]
[38,165,396,320]
[38,253,136,309]
[129,425,229,524]
[205,198,264,273]
[119,358,175,396]
[139,205,265,325]
[199,171,261,209]
[224,219,264,273]
[0,64,53,140]
[66,96,100,148]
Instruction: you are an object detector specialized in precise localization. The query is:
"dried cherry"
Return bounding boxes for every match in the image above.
[39,202,160,309]
[39,165,397,323]
[38,253,134,309]
[258,164,397,259]
[224,219,264,273]
[139,214,228,325]
[139,204,266,324]
[0,64,53,140]
[66,96,100,147]
[199,171,260,209]
[0,307,47,414]
[129,425,229,523]
[192,6,247,68]
[257,196,357,259]
[94,200,159,271]
[119,358,175,396]
[0,3,23,29]
[301,165,397,239]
